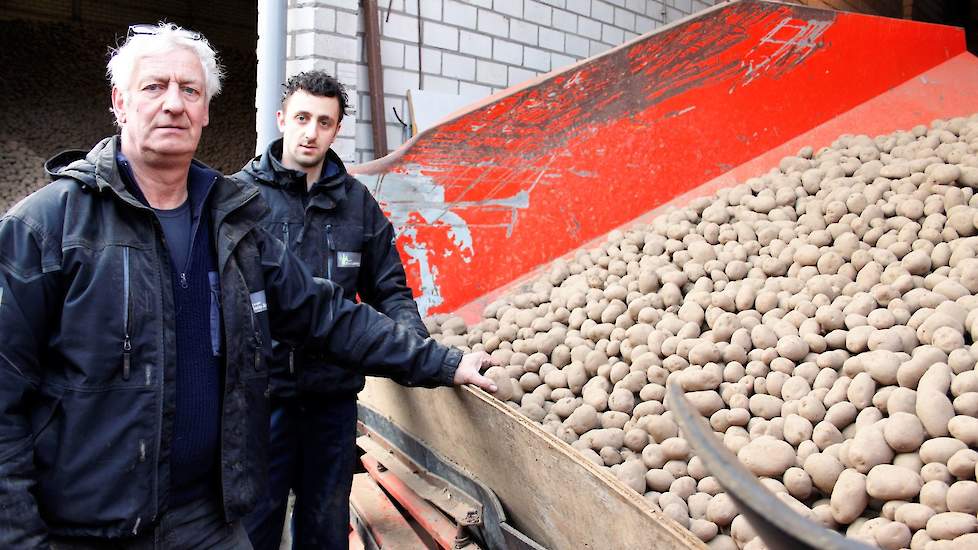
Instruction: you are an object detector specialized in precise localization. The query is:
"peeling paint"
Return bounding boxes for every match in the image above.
[738,17,832,88]
[361,164,534,316]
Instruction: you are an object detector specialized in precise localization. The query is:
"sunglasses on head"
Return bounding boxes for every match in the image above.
[127,23,202,41]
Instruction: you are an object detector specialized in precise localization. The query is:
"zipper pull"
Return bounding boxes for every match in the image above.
[122,336,131,380]
[179,272,189,289]
[254,330,263,371]
[325,224,334,279]
[289,349,295,374]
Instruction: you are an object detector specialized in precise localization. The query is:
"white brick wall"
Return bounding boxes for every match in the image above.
[286,0,711,163]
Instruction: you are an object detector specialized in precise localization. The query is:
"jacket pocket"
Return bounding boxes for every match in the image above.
[324,224,364,296]
[208,271,223,357]
[34,386,157,531]
[246,290,271,378]
[31,387,64,460]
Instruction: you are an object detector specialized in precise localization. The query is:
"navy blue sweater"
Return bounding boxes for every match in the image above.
[117,154,222,506]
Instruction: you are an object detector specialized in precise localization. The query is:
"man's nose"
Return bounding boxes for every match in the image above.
[162,82,185,114]
[304,124,318,139]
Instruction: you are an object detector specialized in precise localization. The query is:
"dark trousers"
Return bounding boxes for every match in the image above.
[243,395,358,550]
[50,495,252,550]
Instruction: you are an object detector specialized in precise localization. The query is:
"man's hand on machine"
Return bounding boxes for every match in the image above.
[454,351,499,393]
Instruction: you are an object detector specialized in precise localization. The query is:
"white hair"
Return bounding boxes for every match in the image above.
[107,22,225,102]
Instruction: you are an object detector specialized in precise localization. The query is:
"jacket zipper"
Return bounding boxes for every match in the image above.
[325,224,334,280]
[284,222,296,374]
[252,306,263,371]
[122,247,132,380]
[179,208,205,289]
[106,174,232,526]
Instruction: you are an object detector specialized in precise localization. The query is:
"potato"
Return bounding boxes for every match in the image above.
[948,415,978,446]
[690,518,719,542]
[917,387,956,438]
[615,459,648,494]
[565,404,600,435]
[926,512,978,540]
[945,481,978,514]
[895,502,936,531]
[884,412,927,452]
[947,448,978,479]
[874,520,911,550]
[706,493,737,527]
[737,436,795,477]
[804,452,845,494]
[920,438,968,464]
[748,393,784,419]
[830,469,869,524]
[920,480,950,513]
[784,467,813,500]
[848,424,895,473]
[645,469,675,492]
[454,115,978,543]
[484,367,514,401]
[922,462,953,484]
[552,396,581,419]
[866,464,924,501]
[661,437,690,461]
[607,388,636,414]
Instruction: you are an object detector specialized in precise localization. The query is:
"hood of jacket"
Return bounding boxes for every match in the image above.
[44,138,111,191]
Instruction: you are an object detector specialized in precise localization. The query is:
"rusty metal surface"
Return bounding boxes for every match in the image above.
[357,408,516,550]
[351,0,965,316]
[350,472,428,549]
[361,453,470,550]
[358,434,483,527]
[362,0,388,158]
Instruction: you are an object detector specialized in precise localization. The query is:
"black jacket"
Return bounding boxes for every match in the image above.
[0,137,461,546]
[234,140,428,398]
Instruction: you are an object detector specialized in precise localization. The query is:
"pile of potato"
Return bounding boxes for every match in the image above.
[429,115,978,549]
[0,20,256,214]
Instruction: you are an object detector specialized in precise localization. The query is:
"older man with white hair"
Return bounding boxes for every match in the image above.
[0,23,496,549]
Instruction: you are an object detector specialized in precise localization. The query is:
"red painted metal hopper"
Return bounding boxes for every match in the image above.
[352,0,977,319]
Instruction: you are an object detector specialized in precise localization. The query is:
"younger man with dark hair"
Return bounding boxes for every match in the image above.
[236,71,425,549]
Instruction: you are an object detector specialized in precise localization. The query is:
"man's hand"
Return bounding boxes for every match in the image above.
[453,351,499,393]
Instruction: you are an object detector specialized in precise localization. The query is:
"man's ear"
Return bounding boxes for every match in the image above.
[111,87,127,124]
[276,109,286,132]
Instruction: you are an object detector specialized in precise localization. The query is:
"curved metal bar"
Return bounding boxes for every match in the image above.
[666,382,874,550]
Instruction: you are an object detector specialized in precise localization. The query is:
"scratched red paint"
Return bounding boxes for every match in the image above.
[369,0,967,315]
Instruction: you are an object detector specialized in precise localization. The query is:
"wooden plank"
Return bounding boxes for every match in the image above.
[407,88,487,136]
[358,379,704,550]
[349,527,366,550]
[350,473,428,549]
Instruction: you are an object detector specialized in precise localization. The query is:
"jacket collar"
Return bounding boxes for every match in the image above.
[244,138,350,208]
[45,136,263,221]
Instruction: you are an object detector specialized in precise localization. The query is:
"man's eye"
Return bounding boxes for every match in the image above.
[144,83,163,91]
[183,87,200,96]
[296,115,307,122]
